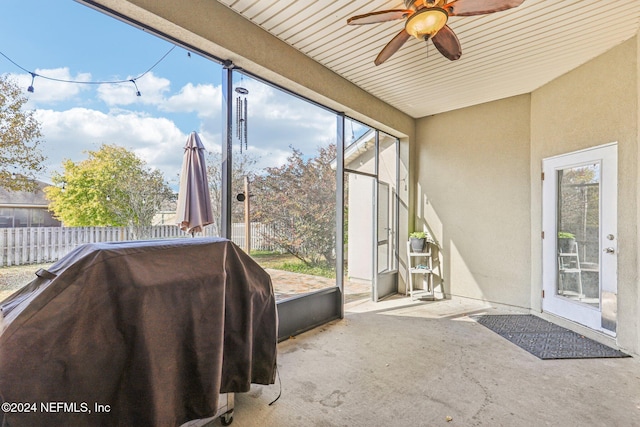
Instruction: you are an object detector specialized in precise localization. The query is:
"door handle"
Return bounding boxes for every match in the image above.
[603,247,615,254]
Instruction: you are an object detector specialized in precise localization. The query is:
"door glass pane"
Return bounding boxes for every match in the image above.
[378,133,397,272]
[556,163,600,308]
[377,182,390,273]
[344,119,374,174]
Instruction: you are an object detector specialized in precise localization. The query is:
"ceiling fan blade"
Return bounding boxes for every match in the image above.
[374,29,411,66]
[444,0,524,16]
[431,25,461,60]
[347,9,414,25]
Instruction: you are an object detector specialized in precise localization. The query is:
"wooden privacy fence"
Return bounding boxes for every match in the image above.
[231,222,276,253]
[0,223,277,267]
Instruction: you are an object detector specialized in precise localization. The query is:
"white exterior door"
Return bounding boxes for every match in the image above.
[542,143,618,335]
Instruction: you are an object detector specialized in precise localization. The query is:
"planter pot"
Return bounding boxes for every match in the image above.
[410,237,426,253]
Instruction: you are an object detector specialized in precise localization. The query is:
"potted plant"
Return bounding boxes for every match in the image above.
[558,231,576,253]
[409,231,427,253]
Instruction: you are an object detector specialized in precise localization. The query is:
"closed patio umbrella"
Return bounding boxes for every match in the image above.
[176,131,213,235]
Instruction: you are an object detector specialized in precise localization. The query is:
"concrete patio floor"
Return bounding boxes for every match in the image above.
[210,296,640,426]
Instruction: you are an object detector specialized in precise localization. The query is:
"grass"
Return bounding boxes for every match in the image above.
[0,263,52,302]
[250,251,336,279]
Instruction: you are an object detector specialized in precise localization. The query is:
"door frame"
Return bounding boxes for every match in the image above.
[374,133,399,301]
[542,142,618,335]
[344,129,399,302]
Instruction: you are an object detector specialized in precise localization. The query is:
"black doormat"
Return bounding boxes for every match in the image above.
[475,314,630,360]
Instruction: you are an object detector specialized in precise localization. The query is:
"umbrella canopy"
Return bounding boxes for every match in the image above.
[176,131,213,235]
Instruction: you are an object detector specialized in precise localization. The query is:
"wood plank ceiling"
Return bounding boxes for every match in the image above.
[217,0,640,118]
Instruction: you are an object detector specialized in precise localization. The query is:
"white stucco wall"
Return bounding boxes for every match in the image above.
[347,173,374,283]
[415,95,532,308]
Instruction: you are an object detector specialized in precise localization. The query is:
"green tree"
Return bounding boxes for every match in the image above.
[252,144,337,266]
[0,75,45,191]
[44,144,174,238]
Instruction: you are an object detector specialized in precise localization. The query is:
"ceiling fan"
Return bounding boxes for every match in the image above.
[347,0,525,65]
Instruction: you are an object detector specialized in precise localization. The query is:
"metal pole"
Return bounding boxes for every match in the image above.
[244,176,251,254]
[221,61,234,239]
[336,113,345,318]
[372,130,380,302]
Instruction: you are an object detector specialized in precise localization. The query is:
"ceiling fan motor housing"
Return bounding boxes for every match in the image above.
[404,0,446,9]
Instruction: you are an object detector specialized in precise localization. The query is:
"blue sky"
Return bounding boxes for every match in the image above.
[0,0,339,189]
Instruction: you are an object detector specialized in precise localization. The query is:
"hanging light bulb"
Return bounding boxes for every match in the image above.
[27,72,36,93]
[130,79,141,97]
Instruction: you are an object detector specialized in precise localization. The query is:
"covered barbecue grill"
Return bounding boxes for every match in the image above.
[0,238,278,426]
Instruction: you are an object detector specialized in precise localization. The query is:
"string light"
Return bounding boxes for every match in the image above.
[0,46,176,96]
[27,72,36,93]
[130,79,141,97]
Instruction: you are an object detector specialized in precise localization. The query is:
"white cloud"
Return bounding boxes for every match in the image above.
[160,82,221,118]
[97,71,171,106]
[245,145,290,171]
[96,74,220,122]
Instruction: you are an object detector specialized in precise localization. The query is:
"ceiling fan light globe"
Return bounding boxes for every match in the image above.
[405,7,448,39]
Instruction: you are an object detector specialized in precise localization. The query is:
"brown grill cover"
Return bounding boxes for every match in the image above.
[0,238,277,426]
